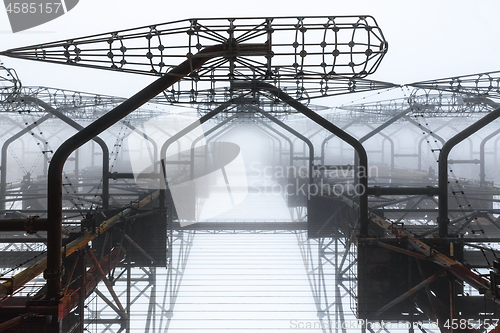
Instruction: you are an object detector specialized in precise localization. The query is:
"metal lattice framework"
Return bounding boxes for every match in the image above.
[409,70,500,99]
[408,88,498,115]
[152,75,396,105]
[0,64,20,90]
[0,65,164,121]
[337,97,409,115]
[337,90,497,119]
[0,86,125,115]
[1,16,390,103]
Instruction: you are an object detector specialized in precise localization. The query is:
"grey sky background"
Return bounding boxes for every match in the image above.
[1,0,500,105]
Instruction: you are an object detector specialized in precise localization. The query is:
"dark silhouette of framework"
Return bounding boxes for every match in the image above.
[0,16,500,333]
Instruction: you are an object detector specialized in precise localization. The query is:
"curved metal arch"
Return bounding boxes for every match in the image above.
[232,81,369,236]
[438,106,500,236]
[22,96,110,210]
[0,113,51,211]
[248,105,314,184]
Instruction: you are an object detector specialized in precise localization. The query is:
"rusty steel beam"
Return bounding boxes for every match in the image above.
[58,247,125,320]
[0,249,123,331]
[0,190,159,300]
[0,217,48,233]
[375,272,441,317]
[334,191,500,305]
[369,212,500,305]
[0,313,35,332]
[85,247,128,319]
[376,241,427,261]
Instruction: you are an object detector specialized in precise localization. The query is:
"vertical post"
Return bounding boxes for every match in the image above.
[74,149,79,179]
[43,142,49,177]
[151,267,157,332]
[78,249,85,333]
[479,127,500,186]
[126,245,131,333]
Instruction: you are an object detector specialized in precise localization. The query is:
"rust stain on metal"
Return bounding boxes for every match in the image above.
[0,190,159,300]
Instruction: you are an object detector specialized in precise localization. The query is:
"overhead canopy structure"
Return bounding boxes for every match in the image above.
[1,16,393,104]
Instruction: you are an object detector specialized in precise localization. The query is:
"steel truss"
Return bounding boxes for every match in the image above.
[81,228,194,333]
[409,70,500,99]
[296,232,359,333]
[2,14,500,333]
[1,16,391,105]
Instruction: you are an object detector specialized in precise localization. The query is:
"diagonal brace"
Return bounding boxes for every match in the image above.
[86,247,128,320]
